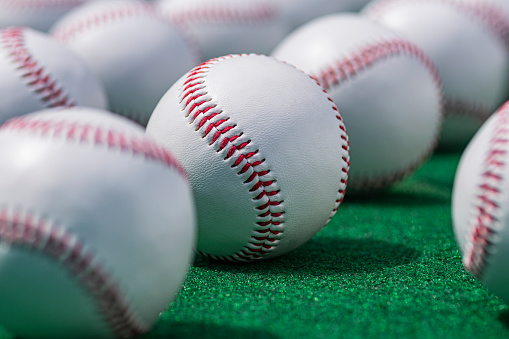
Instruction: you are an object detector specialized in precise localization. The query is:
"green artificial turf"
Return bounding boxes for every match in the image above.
[145,151,509,339]
[1,151,507,339]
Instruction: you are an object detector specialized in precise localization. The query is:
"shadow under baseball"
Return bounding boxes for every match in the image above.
[144,321,281,339]
[193,236,420,276]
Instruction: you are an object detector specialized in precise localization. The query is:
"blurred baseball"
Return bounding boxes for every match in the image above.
[0,26,107,124]
[272,13,443,190]
[363,0,509,150]
[452,100,509,305]
[156,0,288,61]
[273,0,372,32]
[51,0,200,126]
[0,0,90,32]
[0,107,196,339]
[146,54,350,262]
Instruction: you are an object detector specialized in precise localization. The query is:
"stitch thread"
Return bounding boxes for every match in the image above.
[463,101,509,279]
[1,115,188,178]
[0,27,74,109]
[164,2,277,26]
[179,54,349,262]
[365,0,509,122]
[51,3,157,42]
[0,208,147,338]
[313,38,444,190]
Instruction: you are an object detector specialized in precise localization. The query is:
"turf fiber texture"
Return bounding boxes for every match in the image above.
[1,151,508,339]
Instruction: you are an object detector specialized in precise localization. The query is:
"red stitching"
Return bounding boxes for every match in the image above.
[163,2,277,26]
[366,0,509,46]
[51,2,157,42]
[0,27,74,109]
[464,101,509,278]
[366,0,509,123]
[0,0,85,9]
[313,38,444,190]
[181,54,349,262]
[0,208,148,338]
[1,115,188,178]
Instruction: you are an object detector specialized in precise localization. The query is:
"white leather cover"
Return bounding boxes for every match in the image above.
[146,54,350,261]
[0,0,88,32]
[452,101,509,305]
[0,26,107,124]
[0,107,196,338]
[272,13,443,190]
[364,0,509,150]
[51,0,200,126]
[157,0,288,61]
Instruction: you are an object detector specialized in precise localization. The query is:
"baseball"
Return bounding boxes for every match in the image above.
[51,0,200,126]
[0,26,107,125]
[452,100,509,304]
[146,54,350,262]
[0,107,196,338]
[156,0,288,62]
[271,13,443,191]
[0,0,90,32]
[273,0,373,32]
[363,0,509,150]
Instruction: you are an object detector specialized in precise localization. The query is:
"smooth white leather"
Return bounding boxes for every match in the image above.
[0,107,196,338]
[146,54,349,260]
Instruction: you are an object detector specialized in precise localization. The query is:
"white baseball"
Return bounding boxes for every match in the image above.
[0,0,91,32]
[156,0,288,62]
[452,100,509,304]
[272,13,443,190]
[363,0,509,150]
[0,26,107,124]
[146,54,350,262]
[50,0,200,126]
[0,107,196,339]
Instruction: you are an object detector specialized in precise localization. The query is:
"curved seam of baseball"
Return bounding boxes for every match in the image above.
[365,0,509,121]
[313,38,444,190]
[163,2,277,26]
[1,115,188,179]
[51,3,157,42]
[0,0,85,10]
[179,54,286,262]
[0,207,148,338]
[463,101,509,279]
[305,73,350,225]
[0,27,75,110]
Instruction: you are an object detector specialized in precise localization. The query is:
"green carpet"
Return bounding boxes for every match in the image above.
[146,151,509,339]
[2,152,507,338]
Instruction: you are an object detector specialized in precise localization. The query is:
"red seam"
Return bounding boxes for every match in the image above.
[463,101,509,278]
[366,0,509,122]
[0,208,148,338]
[1,115,188,179]
[164,2,277,26]
[366,0,509,48]
[183,54,349,262]
[1,27,74,109]
[313,38,444,190]
[51,3,157,42]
